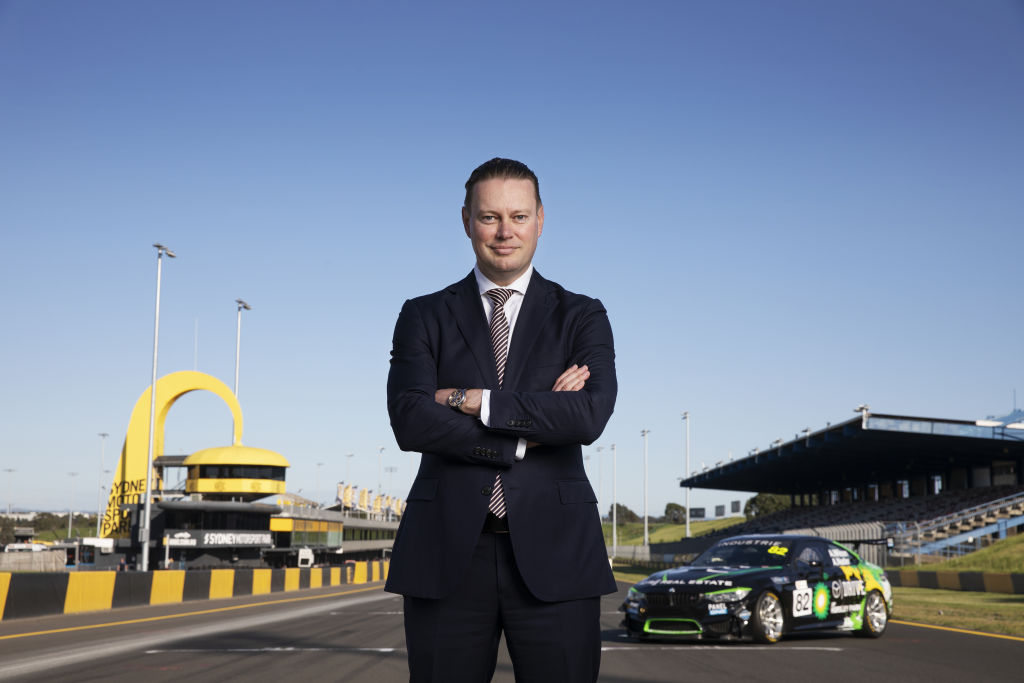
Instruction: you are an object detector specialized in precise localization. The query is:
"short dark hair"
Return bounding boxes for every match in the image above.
[464,158,542,209]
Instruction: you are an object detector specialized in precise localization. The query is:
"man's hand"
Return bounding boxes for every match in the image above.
[551,364,589,392]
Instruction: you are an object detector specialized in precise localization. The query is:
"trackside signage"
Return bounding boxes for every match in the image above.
[164,529,273,547]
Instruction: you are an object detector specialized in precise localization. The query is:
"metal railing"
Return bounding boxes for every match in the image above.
[887,490,1024,560]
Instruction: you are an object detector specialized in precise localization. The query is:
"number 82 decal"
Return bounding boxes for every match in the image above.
[793,587,812,617]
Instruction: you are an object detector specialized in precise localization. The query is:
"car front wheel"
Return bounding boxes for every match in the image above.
[858,590,889,638]
[751,591,785,644]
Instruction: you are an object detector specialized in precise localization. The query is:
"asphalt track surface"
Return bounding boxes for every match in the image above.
[0,581,1020,682]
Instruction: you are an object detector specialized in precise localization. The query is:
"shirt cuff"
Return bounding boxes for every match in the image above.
[515,439,527,461]
[482,390,525,461]
[480,389,491,426]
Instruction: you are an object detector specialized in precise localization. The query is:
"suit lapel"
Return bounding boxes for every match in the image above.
[503,270,556,390]
[445,273,501,388]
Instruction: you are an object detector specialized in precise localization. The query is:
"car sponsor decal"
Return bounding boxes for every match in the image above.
[812,582,830,620]
[793,586,813,617]
[767,545,789,556]
[708,603,728,616]
[717,538,792,548]
[830,602,861,614]
[831,578,865,600]
[828,547,851,566]
[855,564,889,599]
[694,567,781,581]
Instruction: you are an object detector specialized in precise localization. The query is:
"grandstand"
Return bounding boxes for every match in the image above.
[680,410,1024,564]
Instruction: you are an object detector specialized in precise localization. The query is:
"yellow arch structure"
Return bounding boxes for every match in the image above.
[101,371,244,538]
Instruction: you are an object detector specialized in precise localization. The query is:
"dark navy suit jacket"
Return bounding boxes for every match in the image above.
[385,270,618,601]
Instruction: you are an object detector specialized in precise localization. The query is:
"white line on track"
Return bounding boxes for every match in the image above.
[602,645,845,652]
[0,591,394,680]
[146,647,403,654]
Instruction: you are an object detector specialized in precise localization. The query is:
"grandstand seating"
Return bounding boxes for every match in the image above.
[715,485,1024,555]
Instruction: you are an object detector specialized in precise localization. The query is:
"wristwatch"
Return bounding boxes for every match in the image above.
[447,388,467,409]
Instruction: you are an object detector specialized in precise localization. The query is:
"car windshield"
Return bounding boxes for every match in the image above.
[692,539,793,567]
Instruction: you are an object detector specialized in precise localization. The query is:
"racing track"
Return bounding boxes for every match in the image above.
[0,582,1019,682]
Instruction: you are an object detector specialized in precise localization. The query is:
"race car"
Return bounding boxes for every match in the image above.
[620,534,892,643]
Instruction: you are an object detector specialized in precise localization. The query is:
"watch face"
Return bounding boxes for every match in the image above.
[448,389,465,408]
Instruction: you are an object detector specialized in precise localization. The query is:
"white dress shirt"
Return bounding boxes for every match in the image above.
[474,264,532,460]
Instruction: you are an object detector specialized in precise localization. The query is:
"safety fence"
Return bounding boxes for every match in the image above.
[0,560,389,622]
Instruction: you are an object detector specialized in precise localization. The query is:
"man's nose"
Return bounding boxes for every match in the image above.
[496,219,514,238]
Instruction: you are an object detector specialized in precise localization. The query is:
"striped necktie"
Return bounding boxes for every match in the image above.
[485,288,514,518]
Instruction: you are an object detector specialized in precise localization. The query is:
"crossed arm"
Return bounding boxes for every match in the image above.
[387,296,616,465]
[434,364,590,417]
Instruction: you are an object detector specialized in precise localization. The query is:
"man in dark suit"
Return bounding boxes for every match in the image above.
[386,158,617,682]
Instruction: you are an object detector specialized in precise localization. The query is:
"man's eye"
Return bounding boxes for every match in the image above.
[480,215,497,223]
[513,214,528,221]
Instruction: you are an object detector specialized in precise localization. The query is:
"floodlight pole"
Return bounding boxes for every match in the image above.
[233,299,250,441]
[682,411,690,538]
[2,468,13,516]
[67,472,79,538]
[316,462,324,505]
[95,432,108,536]
[377,446,385,495]
[234,299,250,398]
[141,243,175,572]
[611,443,617,558]
[641,429,650,546]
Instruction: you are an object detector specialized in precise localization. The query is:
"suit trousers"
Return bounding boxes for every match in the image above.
[402,531,602,683]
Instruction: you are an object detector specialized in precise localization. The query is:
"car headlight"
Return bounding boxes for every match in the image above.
[705,588,751,603]
[626,587,647,603]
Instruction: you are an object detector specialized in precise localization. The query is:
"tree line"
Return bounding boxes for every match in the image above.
[606,493,791,525]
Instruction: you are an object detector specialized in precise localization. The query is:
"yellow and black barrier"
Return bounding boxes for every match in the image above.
[0,560,389,622]
[888,569,1024,594]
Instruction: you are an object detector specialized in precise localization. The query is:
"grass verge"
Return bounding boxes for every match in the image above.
[603,518,744,546]
[890,586,1024,638]
[889,532,1024,574]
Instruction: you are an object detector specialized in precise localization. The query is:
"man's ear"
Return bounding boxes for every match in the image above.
[537,204,544,237]
[462,206,471,237]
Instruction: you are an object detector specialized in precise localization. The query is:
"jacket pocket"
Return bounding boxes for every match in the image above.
[557,479,597,504]
[408,478,438,501]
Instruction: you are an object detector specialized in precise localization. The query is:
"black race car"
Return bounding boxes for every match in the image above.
[620,534,893,644]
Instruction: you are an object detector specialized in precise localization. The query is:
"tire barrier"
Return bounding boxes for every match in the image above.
[0,560,389,622]
[888,569,1024,594]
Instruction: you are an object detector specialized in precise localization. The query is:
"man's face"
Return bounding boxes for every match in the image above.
[462,177,544,286]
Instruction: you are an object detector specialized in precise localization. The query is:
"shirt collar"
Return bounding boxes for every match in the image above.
[473,264,533,298]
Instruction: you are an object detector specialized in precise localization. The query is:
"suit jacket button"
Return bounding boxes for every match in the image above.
[507,419,515,427]
[481,485,493,496]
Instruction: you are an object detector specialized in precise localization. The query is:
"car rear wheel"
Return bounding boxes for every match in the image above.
[751,591,784,644]
[858,590,888,638]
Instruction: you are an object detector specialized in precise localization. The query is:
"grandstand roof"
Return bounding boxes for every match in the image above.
[680,412,1024,495]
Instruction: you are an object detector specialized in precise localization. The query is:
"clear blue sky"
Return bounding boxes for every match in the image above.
[2,1,1022,519]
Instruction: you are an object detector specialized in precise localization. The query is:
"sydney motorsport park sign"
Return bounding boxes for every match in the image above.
[164,530,273,548]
